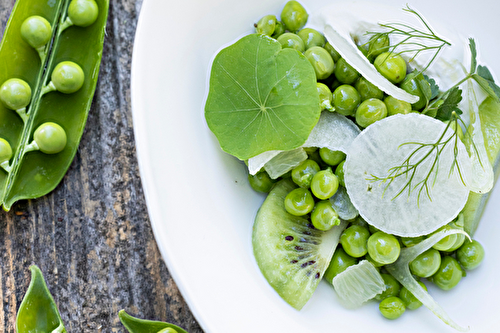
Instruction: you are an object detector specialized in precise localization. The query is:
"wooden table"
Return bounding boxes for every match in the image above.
[0,0,203,331]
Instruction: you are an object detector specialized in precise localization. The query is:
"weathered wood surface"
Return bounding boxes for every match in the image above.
[0,0,203,332]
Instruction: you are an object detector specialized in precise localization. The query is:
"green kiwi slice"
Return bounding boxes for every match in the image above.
[252,179,346,310]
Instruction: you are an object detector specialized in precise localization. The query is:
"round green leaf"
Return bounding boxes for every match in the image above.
[205,34,320,160]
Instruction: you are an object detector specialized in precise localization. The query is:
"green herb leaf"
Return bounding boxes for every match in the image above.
[472,65,500,102]
[205,34,320,160]
[423,74,439,99]
[469,38,477,74]
[436,87,463,121]
[119,310,188,333]
[16,266,67,333]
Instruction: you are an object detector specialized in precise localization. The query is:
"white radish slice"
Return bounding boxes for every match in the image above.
[344,114,470,237]
[386,228,471,331]
[329,186,359,220]
[322,25,418,104]
[248,112,360,175]
[461,80,494,193]
[332,260,385,309]
[264,148,307,179]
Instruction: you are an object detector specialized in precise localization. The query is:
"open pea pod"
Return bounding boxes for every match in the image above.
[16,265,66,333]
[0,0,109,210]
[119,310,189,333]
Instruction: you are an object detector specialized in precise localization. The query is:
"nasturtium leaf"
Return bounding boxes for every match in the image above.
[16,266,67,333]
[119,310,188,333]
[205,34,320,160]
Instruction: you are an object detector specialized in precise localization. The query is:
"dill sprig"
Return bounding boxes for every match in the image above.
[368,112,469,205]
[365,5,451,74]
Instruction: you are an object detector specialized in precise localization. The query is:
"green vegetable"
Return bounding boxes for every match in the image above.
[399,281,427,310]
[311,200,340,231]
[0,78,32,121]
[291,159,320,188]
[310,167,339,200]
[319,148,345,166]
[271,21,285,39]
[367,231,400,265]
[355,98,387,128]
[0,0,109,210]
[340,224,370,258]
[277,32,305,52]
[16,265,66,333]
[334,58,359,84]
[255,15,276,36]
[400,71,432,111]
[248,170,274,193]
[324,42,341,62]
[410,248,441,278]
[205,34,320,160]
[64,0,99,30]
[280,1,308,32]
[316,82,333,111]
[355,77,384,101]
[323,247,357,283]
[457,239,485,270]
[284,187,315,216]
[297,28,325,50]
[431,256,463,290]
[20,16,52,54]
[334,160,345,186]
[374,52,406,84]
[379,296,406,319]
[119,310,187,333]
[384,96,412,116]
[43,61,85,94]
[375,273,401,301]
[304,46,335,80]
[332,84,360,116]
[0,138,13,172]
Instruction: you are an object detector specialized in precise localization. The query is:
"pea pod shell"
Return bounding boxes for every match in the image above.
[16,265,66,333]
[119,310,188,333]
[1,0,110,210]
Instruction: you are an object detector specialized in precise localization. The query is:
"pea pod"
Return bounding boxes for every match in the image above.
[119,310,188,333]
[16,265,67,333]
[0,0,109,210]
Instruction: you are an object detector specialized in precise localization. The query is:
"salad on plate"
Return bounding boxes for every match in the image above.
[204,1,500,331]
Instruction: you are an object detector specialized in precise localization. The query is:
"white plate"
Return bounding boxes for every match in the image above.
[131,0,500,332]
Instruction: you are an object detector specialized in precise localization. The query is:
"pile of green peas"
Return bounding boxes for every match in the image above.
[323,215,485,320]
[252,1,435,132]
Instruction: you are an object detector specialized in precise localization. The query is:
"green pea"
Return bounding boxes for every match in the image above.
[291,159,320,188]
[384,95,412,116]
[368,34,390,58]
[248,171,274,193]
[340,225,370,258]
[284,188,315,216]
[68,0,99,27]
[334,58,359,84]
[33,122,67,154]
[332,84,360,116]
[374,52,407,84]
[379,297,405,320]
[304,46,335,80]
[431,256,463,290]
[20,16,52,49]
[277,33,305,53]
[310,168,339,200]
[317,83,333,111]
[0,138,13,165]
[457,240,485,270]
[367,231,400,265]
[368,224,381,235]
[271,21,285,39]
[375,274,401,301]
[334,160,345,187]
[399,281,427,310]
[401,236,424,247]
[255,15,276,36]
[354,77,383,101]
[158,329,178,333]
[319,148,345,166]
[432,225,458,252]
[410,248,441,278]
[330,79,341,93]
[399,71,431,111]
[324,247,357,283]
[280,1,308,32]
[0,78,32,110]
[349,216,368,229]
[356,98,387,128]
[297,28,325,50]
[324,42,341,62]
[51,61,85,94]
[311,200,340,231]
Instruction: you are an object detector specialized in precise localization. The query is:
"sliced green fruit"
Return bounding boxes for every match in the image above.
[253,179,347,309]
[463,96,500,235]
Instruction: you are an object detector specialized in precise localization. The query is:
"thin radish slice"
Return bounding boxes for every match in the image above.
[461,80,494,193]
[248,112,360,175]
[386,228,471,332]
[329,186,359,220]
[332,260,385,309]
[344,114,470,237]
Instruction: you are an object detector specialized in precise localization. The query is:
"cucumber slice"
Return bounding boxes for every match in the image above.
[253,179,347,310]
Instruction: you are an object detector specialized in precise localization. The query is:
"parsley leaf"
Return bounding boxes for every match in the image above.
[469,38,477,74]
[472,65,500,102]
[436,87,463,121]
[423,74,439,99]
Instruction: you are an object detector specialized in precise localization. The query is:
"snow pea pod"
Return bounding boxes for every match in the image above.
[0,0,109,210]
[119,310,188,333]
[16,265,67,333]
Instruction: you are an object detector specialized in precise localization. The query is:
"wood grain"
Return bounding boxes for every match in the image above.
[0,0,203,331]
